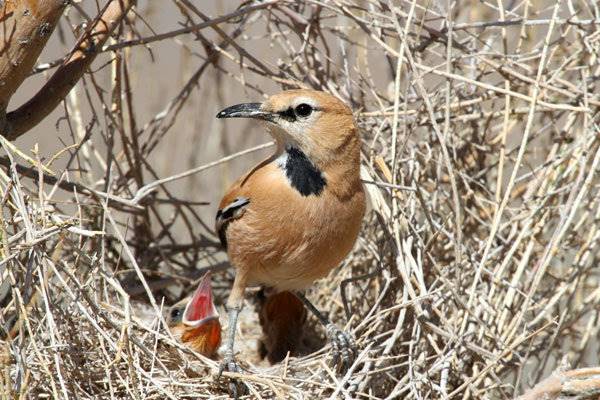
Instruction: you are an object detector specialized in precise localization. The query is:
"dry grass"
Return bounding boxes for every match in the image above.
[1,0,600,398]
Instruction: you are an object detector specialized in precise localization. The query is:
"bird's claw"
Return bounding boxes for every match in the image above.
[216,354,247,398]
[326,323,355,371]
[217,354,242,378]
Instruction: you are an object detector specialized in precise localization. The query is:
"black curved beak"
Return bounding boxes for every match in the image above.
[216,102,274,121]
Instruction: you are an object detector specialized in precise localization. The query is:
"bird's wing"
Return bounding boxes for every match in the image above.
[215,195,250,249]
[214,159,275,250]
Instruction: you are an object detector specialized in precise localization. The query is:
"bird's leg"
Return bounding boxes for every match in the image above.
[297,292,355,370]
[218,306,246,398]
[217,270,248,397]
[220,306,242,374]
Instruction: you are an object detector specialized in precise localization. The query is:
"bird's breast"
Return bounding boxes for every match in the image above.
[224,163,365,291]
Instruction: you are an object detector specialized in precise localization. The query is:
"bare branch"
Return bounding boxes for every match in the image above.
[519,368,600,400]
[1,0,136,140]
[0,0,66,109]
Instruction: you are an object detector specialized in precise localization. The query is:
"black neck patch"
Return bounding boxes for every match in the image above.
[282,147,326,196]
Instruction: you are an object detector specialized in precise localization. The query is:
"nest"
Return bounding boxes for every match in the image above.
[1,0,600,398]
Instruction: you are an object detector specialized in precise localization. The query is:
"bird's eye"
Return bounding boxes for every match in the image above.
[170,308,182,320]
[295,103,312,117]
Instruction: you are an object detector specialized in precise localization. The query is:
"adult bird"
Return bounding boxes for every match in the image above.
[166,272,221,358]
[215,89,365,381]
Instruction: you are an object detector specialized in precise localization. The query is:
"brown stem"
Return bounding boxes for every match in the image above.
[0,0,66,110]
[518,368,600,400]
[2,0,136,141]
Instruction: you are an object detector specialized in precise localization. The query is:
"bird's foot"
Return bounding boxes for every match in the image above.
[217,354,247,398]
[326,323,356,371]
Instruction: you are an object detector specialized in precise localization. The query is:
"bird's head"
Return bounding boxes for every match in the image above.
[166,272,221,357]
[217,89,359,168]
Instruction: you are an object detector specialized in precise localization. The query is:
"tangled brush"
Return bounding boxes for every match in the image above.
[1,0,599,398]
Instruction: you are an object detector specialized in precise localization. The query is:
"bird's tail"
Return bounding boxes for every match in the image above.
[257,290,307,364]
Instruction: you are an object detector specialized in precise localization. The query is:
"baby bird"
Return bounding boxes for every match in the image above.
[166,272,221,358]
[215,89,365,381]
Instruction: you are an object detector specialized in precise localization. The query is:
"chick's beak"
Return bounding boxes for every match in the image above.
[182,272,219,327]
[216,102,274,122]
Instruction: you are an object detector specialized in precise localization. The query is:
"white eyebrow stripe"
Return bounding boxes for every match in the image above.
[292,96,319,108]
